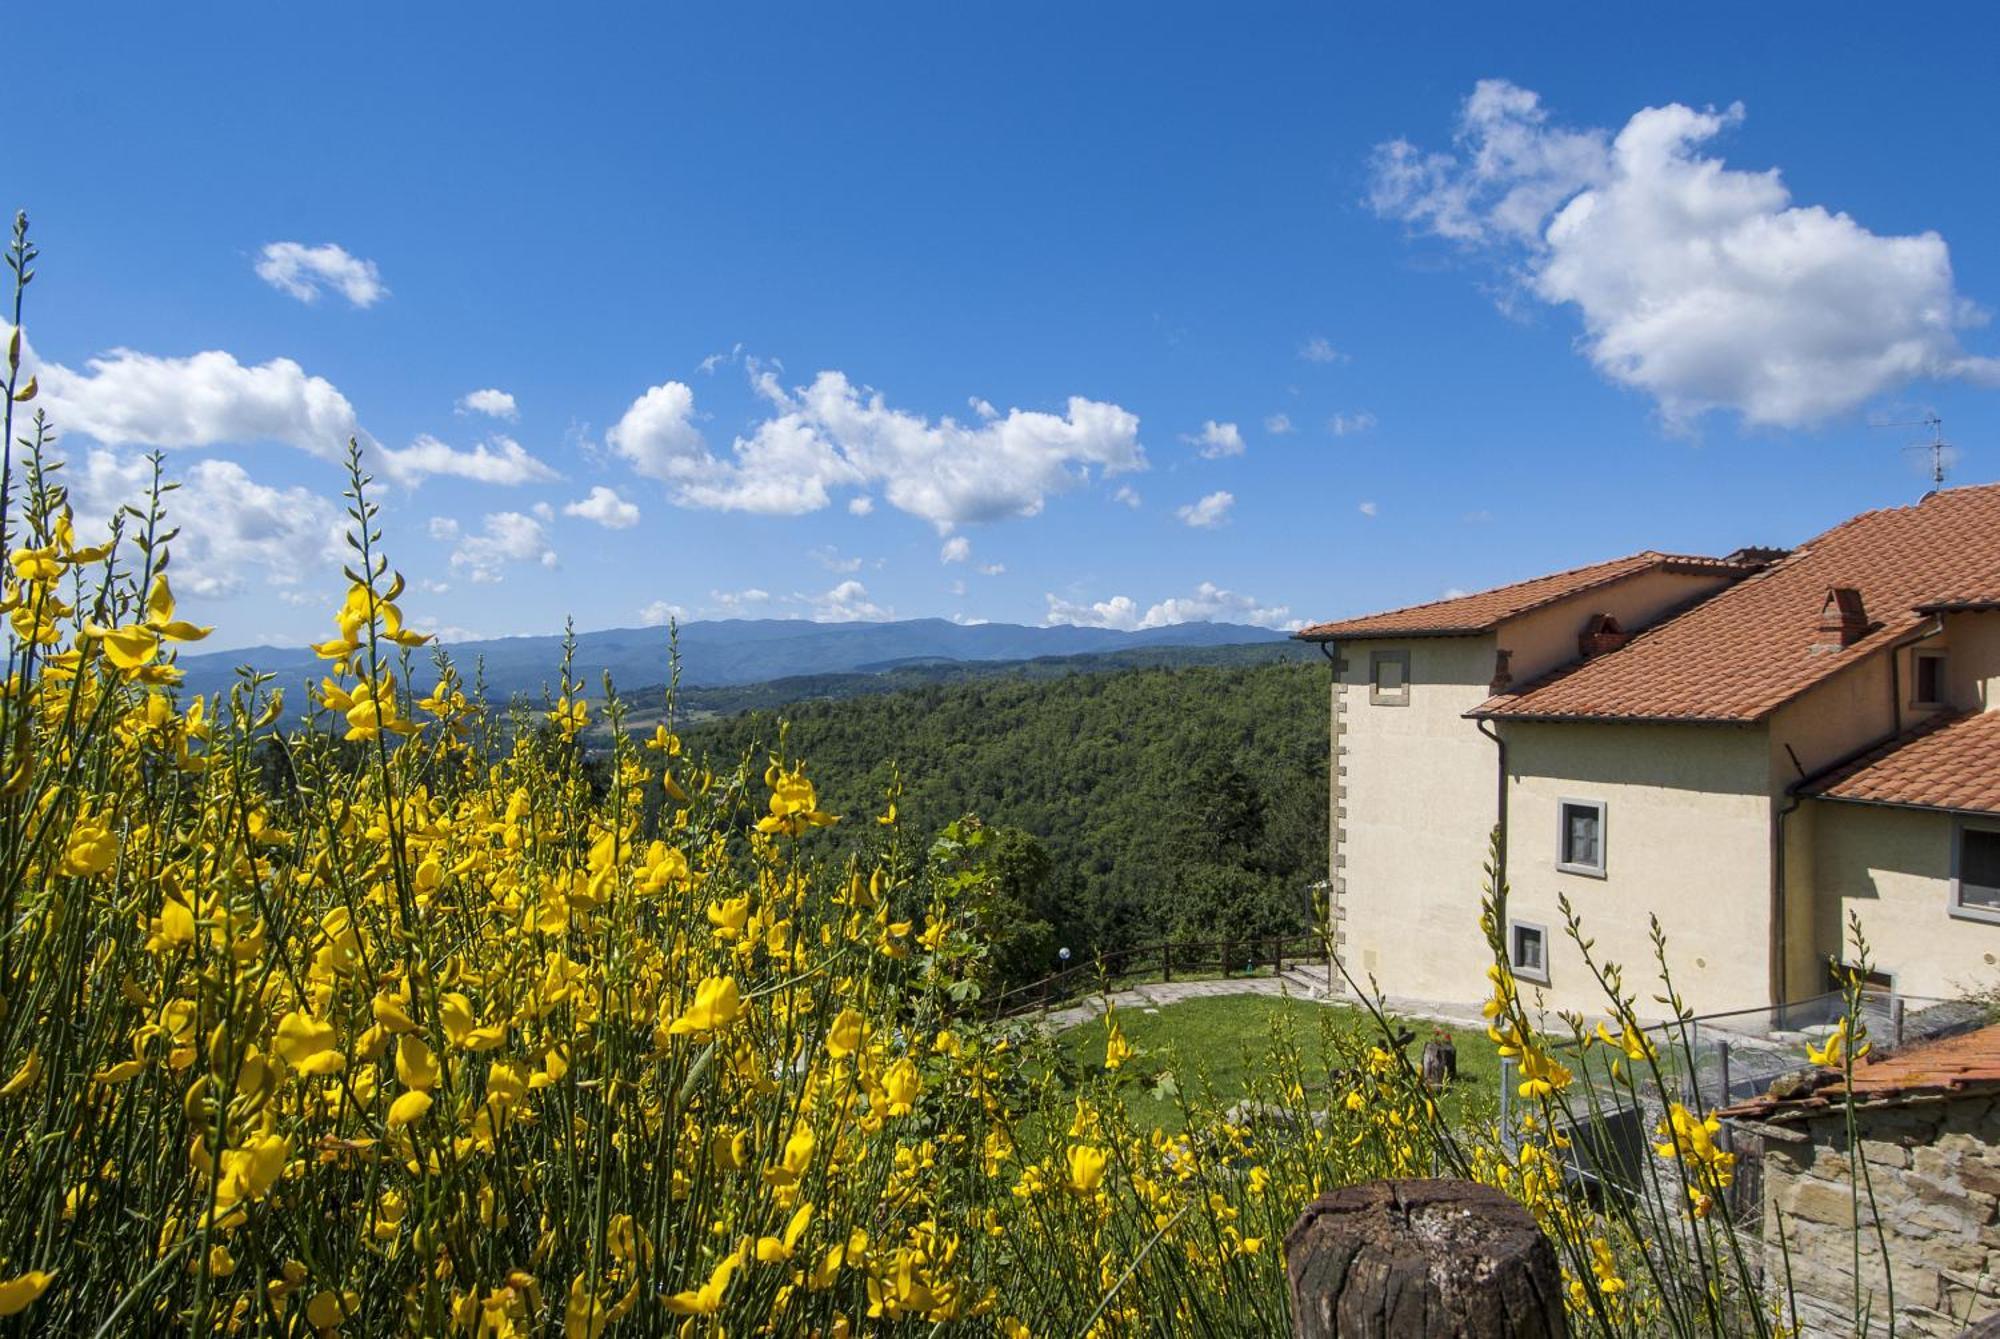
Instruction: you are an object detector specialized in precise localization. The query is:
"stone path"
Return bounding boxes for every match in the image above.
[1027,965,1497,1035]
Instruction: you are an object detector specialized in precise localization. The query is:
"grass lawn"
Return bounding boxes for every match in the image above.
[1053,994,1501,1133]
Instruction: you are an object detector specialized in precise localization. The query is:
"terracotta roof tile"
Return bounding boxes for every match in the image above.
[1477,482,2000,723]
[1720,1021,2000,1124]
[1294,552,1746,641]
[1805,710,2000,816]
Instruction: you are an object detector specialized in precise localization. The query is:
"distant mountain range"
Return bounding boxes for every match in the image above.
[176,617,1294,700]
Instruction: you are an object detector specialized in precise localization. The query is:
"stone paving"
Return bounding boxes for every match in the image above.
[1027,965,1496,1035]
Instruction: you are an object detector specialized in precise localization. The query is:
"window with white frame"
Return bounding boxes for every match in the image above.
[1509,921,1549,984]
[1913,650,1947,708]
[1952,820,2000,924]
[1557,799,1606,877]
[1369,649,1411,707]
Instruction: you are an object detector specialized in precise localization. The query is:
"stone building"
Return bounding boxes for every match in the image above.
[1723,1021,2000,1337]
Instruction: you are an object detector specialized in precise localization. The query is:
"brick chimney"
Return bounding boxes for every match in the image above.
[1577,614,1630,659]
[1817,586,1868,648]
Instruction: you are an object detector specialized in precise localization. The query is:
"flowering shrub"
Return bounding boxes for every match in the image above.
[0,218,1882,1336]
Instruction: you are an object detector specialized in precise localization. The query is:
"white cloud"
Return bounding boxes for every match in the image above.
[847,496,875,516]
[607,370,1146,529]
[809,545,863,573]
[32,344,364,460]
[563,485,641,529]
[447,512,557,584]
[939,536,972,564]
[427,516,461,541]
[1328,412,1378,437]
[457,388,518,421]
[978,562,1006,576]
[1176,490,1235,528]
[1298,336,1347,364]
[804,579,888,622]
[949,579,967,597]
[1370,79,2000,427]
[708,588,772,615]
[1111,485,1142,509]
[254,242,387,308]
[73,450,346,597]
[378,434,560,487]
[1044,581,1298,631]
[1358,500,1379,517]
[639,600,686,627]
[1182,419,1245,459]
[968,396,998,420]
[1264,413,1295,435]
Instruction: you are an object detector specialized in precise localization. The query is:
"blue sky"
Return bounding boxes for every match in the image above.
[16,4,2000,650]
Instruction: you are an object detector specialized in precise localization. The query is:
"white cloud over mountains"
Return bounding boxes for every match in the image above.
[1044,581,1299,632]
[606,369,1146,529]
[448,512,558,584]
[1370,79,2000,428]
[254,242,387,308]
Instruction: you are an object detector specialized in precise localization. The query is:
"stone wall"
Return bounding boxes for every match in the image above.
[1758,1094,2000,1337]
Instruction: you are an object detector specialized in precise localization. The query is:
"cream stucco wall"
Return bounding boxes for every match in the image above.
[1501,722,1775,1017]
[1807,800,2000,1000]
[1335,636,1500,1003]
[1942,611,2000,710]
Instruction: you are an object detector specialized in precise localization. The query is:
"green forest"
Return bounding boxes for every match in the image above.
[673,657,1330,983]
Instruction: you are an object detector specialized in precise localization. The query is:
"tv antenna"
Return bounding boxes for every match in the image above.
[1870,413,1953,493]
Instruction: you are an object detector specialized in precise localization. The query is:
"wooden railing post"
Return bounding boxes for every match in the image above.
[1286,1179,1565,1338]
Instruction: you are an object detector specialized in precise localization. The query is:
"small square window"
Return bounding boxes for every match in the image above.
[1952,823,2000,924]
[1914,651,1947,708]
[1557,799,1606,877]
[1510,922,1549,984]
[1369,649,1411,707]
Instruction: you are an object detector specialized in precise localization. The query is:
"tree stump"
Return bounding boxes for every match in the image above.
[1421,1036,1458,1088]
[1286,1179,1566,1338]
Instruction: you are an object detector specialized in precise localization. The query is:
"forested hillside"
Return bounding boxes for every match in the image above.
[680,659,1329,975]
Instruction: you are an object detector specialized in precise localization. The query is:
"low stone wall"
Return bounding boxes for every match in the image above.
[1758,1094,2000,1337]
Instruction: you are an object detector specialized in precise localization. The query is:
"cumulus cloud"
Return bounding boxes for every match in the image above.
[32,344,364,460]
[978,562,1006,576]
[1176,490,1235,528]
[562,485,641,529]
[847,496,875,516]
[804,580,889,622]
[1328,412,1377,437]
[1183,420,1245,459]
[1111,485,1142,509]
[457,388,518,421]
[939,536,972,564]
[606,370,1146,529]
[638,600,686,627]
[1370,79,2000,427]
[448,512,557,584]
[254,242,387,308]
[1298,336,1347,364]
[1264,413,1295,435]
[1358,500,1379,517]
[378,434,560,487]
[72,450,346,597]
[1044,581,1298,631]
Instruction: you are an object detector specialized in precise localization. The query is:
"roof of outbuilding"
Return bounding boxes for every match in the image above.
[1293,552,1747,641]
[1720,1021,2000,1125]
[1474,483,2000,724]
[1806,710,2000,816]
